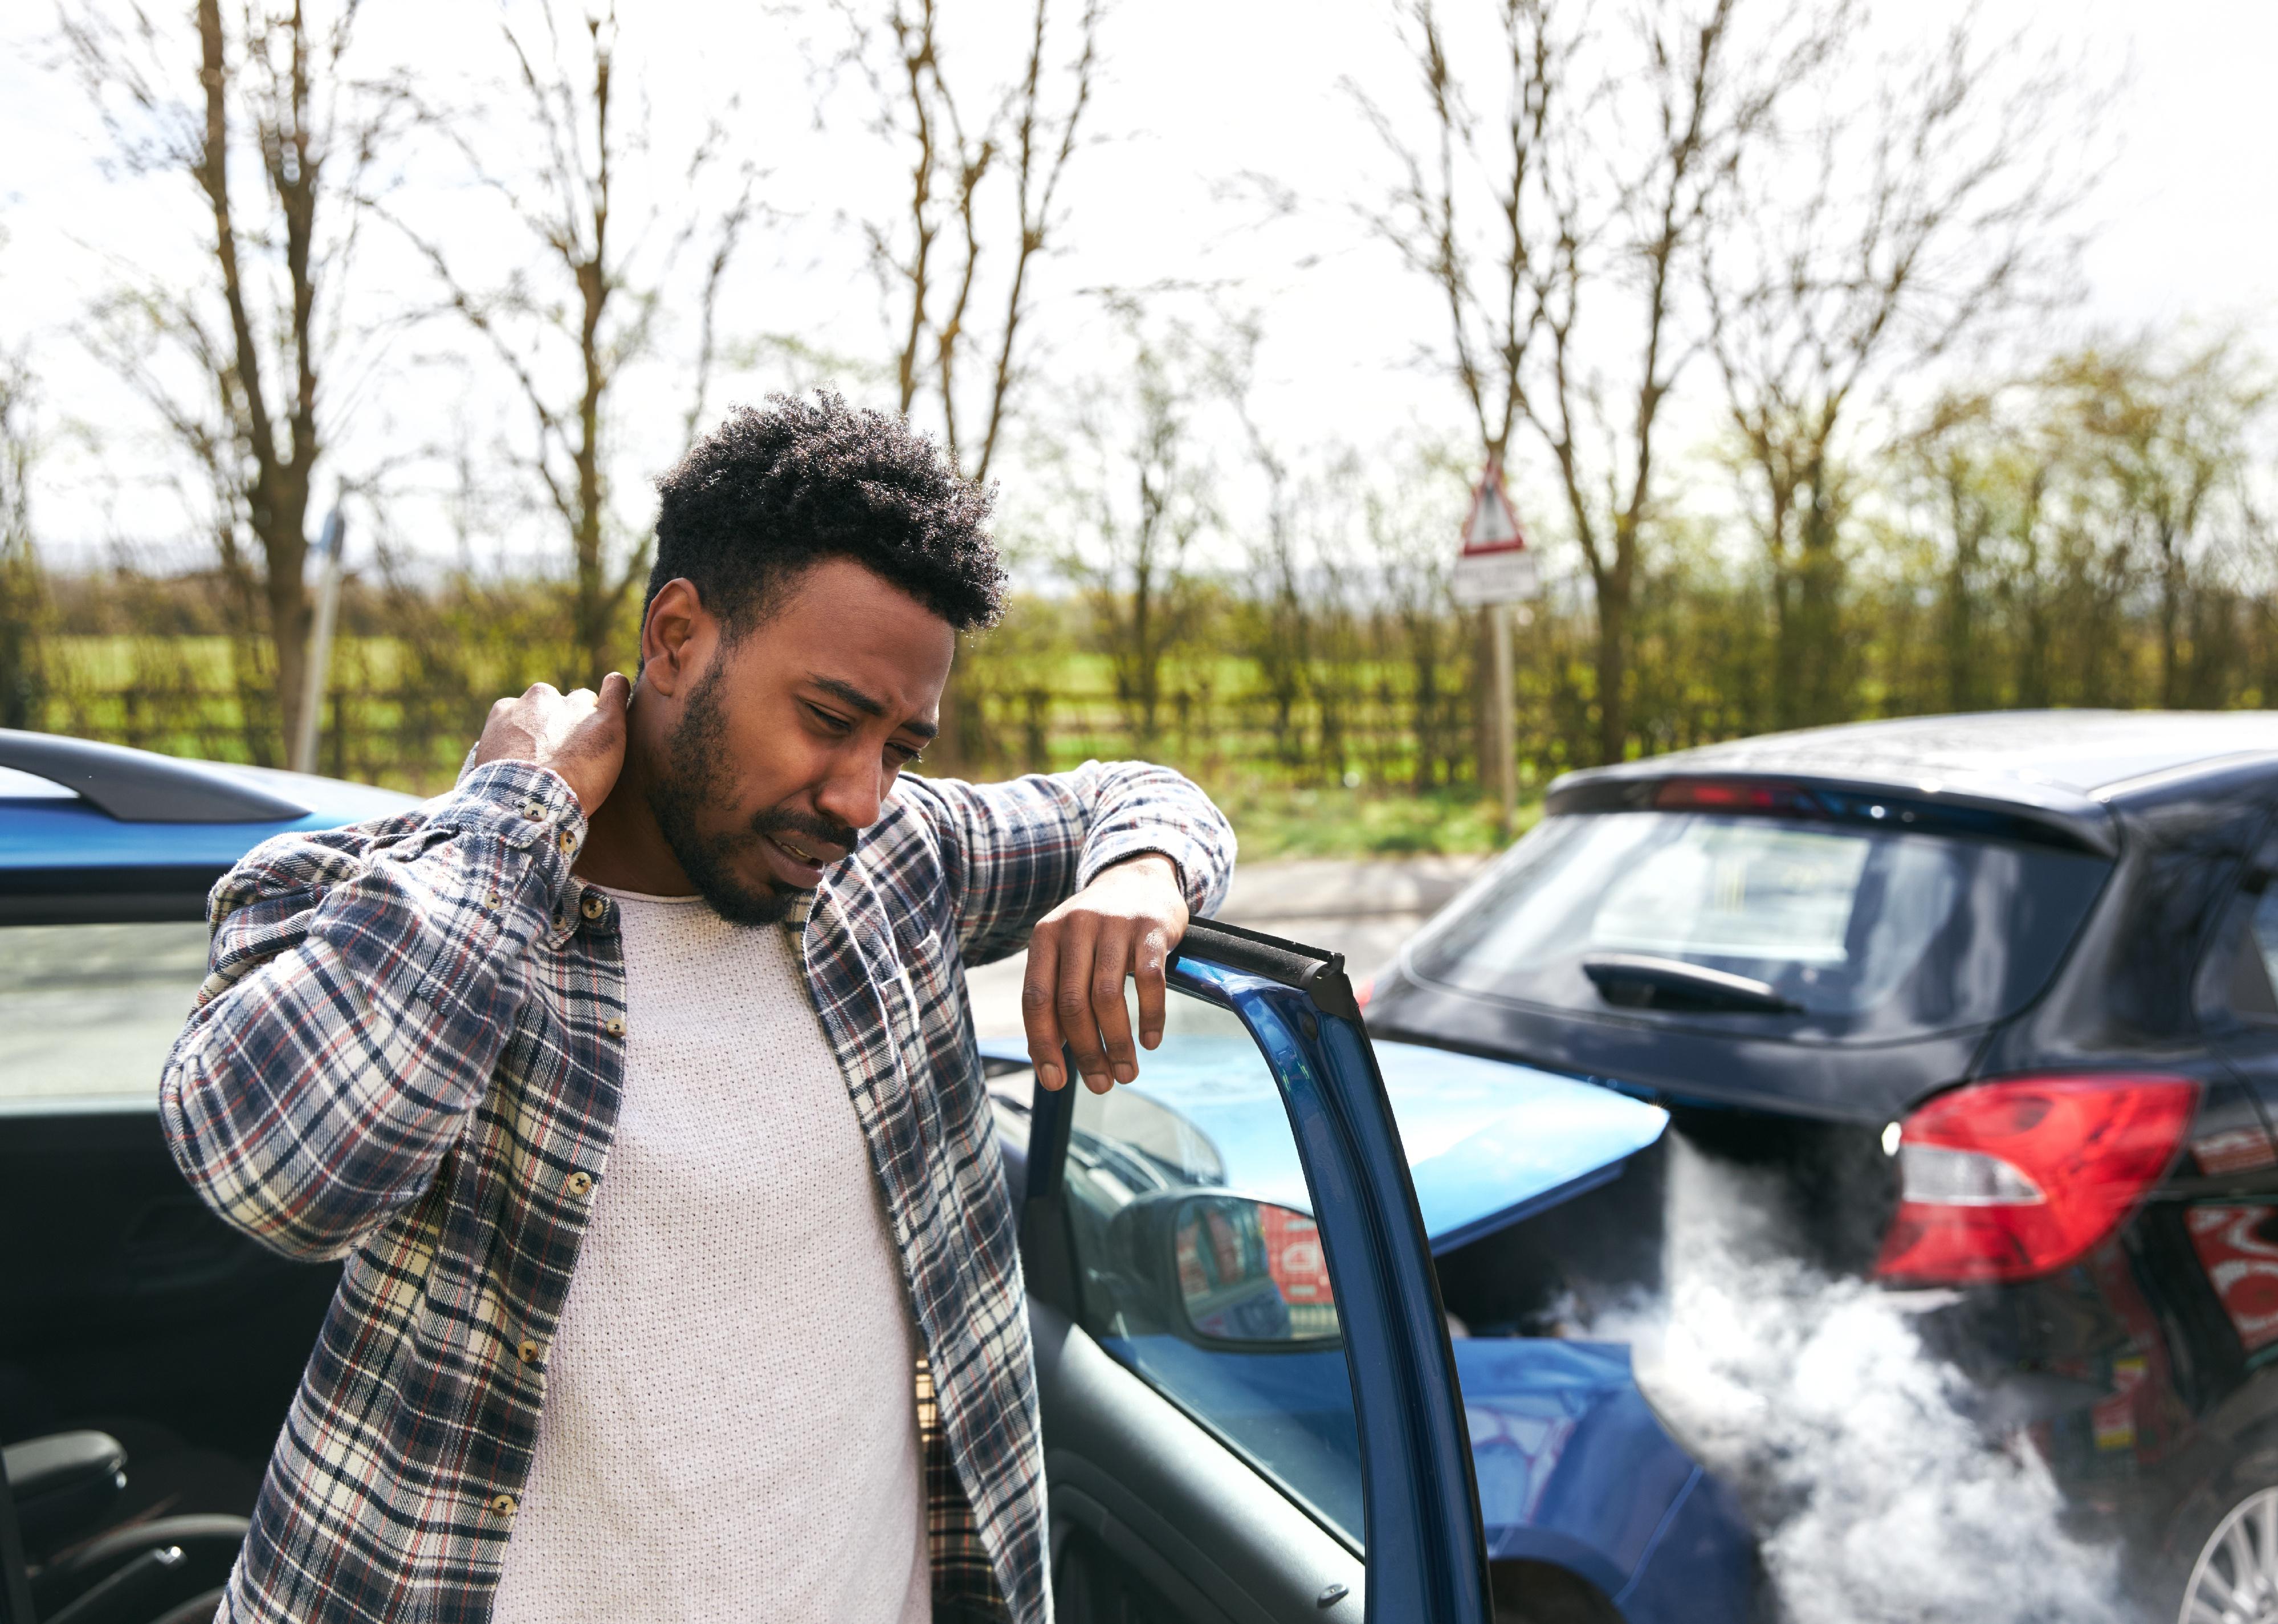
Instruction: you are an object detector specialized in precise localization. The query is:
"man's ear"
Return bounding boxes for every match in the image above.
[640,579,707,699]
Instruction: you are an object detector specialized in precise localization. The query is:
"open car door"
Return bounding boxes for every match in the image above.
[1015,918,1494,1624]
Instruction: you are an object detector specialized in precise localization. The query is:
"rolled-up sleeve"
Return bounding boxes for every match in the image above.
[899,760,1236,968]
[160,760,587,1260]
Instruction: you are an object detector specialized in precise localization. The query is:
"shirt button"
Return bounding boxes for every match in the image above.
[580,893,606,920]
[556,828,578,854]
[521,805,544,821]
[518,1338,543,1365]
[484,891,503,909]
[490,1493,517,1517]
[604,1017,626,1038]
[564,1170,594,1198]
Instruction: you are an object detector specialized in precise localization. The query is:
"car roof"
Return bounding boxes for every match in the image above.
[1547,710,2278,855]
[1571,711,2278,797]
[0,732,418,919]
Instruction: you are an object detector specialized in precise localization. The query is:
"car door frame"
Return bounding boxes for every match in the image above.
[1020,916,1493,1624]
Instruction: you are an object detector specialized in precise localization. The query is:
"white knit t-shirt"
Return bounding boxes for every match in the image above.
[491,888,930,1624]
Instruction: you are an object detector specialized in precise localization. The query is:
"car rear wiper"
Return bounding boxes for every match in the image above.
[1580,953,1802,1015]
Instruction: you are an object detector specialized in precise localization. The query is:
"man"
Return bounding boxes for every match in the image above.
[160,394,1236,1624]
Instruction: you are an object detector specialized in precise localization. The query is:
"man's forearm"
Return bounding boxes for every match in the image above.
[1065,760,1236,923]
[908,758,1232,970]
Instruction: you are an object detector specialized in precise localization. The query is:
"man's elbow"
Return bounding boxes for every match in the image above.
[159,1056,377,1264]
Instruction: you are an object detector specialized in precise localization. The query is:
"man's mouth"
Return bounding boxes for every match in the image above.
[759,826,851,883]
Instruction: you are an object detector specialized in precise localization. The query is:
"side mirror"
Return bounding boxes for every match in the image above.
[1170,1194,1339,1350]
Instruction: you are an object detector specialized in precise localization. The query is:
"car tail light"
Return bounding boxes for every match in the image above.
[1652,777,1817,814]
[1352,977,1374,1009]
[1873,1075,2200,1286]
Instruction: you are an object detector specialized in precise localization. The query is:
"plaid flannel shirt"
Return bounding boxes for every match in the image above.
[159,756,1234,1624]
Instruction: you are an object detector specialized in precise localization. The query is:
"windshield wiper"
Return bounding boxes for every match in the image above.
[1580,953,1802,1015]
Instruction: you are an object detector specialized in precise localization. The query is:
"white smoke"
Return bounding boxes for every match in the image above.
[1595,1140,2135,1624]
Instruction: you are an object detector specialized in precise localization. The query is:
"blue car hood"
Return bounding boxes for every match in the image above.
[979,1032,1666,1251]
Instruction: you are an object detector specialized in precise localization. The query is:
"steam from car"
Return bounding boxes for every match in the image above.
[1595,1141,2132,1624]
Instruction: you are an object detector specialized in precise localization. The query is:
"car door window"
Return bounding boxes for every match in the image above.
[0,922,209,1104]
[1025,920,1493,1624]
[1061,998,1364,1545]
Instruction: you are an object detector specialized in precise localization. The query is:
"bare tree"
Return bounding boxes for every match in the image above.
[1045,305,1213,749]
[1211,315,1315,770]
[1703,19,2087,726]
[849,0,1102,488]
[830,0,1100,772]
[63,0,403,756]
[0,342,43,730]
[1363,450,1468,792]
[1360,0,1842,764]
[396,1,759,686]
[2048,341,2270,709]
[1891,334,2271,716]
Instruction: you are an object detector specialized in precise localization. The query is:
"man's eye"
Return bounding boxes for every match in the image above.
[806,704,851,735]
[889,744,924,768]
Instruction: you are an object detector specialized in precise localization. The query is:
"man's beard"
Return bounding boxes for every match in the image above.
[646,664,859,926]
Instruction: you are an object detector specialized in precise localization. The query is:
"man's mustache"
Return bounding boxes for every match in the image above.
[748,807,861,860]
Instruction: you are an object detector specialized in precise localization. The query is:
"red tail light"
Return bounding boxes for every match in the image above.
[1873,1075,2200,1286]
[1652,777,1815,813]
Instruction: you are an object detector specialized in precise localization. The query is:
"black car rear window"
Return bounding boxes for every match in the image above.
[1406,811,2110,1043]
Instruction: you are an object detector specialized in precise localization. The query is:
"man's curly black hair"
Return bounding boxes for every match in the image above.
[647,393,1005,636]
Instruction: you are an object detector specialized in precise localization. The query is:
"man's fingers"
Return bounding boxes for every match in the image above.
[1089,927,1138,1085]
[1134,924,1170,1051]
[598,671,631,710]
[1021,924,1068,1091]
[1055,915,1113,1091]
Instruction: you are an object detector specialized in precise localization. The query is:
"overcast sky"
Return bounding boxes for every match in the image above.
[2,0,2271,573]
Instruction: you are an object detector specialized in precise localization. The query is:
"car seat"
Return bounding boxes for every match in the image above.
[2,1431,244,1624]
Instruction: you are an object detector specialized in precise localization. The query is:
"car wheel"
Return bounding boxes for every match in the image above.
[2173,1483,2278,1624]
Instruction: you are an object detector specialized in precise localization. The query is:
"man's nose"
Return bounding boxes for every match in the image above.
[813,753,882,835]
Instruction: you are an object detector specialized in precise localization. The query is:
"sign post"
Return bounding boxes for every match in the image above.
[291,507,347,777]
[1450,459,1537,840]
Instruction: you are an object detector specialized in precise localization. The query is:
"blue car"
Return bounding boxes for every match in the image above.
[0,731,1754,1624]
[980,1029,1756,1623]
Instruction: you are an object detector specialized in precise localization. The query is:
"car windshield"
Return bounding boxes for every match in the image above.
[0,923,211,1105]
[1405,811,2110,1041]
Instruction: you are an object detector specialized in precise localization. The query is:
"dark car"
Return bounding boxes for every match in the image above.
[1365,709,2278,1619]
[1,728,1753,1624]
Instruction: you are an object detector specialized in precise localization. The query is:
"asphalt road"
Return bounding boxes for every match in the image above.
[962,854,1493,1040]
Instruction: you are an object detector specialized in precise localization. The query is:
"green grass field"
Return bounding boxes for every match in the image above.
[36,633,1528,856]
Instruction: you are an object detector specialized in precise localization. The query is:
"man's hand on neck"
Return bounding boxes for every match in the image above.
[471,676,631,813]
[468,675,695,898]
[573,678,702,898]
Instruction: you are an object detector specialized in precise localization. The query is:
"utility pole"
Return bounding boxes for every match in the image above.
[291,508,345,776]
[1450,459,1536,842]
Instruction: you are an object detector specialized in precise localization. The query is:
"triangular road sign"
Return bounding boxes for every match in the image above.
[1461,458,1528,554]
[1453,457,1538,605]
